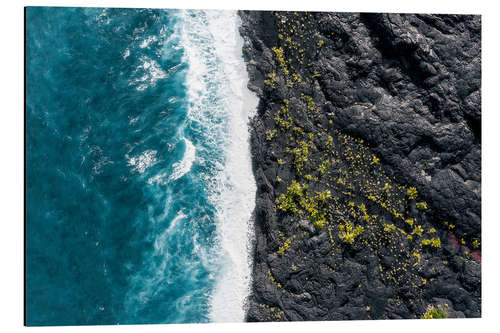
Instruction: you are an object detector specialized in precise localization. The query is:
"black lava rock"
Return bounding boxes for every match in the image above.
[239,10,481,322]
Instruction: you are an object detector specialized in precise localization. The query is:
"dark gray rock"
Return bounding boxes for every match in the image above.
[239,10,480,322]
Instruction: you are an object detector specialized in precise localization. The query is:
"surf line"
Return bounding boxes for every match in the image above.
[178,9,259,322]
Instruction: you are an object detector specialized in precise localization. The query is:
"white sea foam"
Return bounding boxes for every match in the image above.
[147,172,167,185]
[178,9,258,322]
[145,138,195,185]
[130,56,168,91]
[139,35,158,49]
[127,149,158,174]
[123,48,130,59]
[168,138,196,181]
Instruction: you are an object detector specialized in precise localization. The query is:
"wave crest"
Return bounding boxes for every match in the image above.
[169,138,196,181]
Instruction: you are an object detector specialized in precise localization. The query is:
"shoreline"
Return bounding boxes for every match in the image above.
[197,10,259,323]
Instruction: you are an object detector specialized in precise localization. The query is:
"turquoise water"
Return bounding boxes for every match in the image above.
[26,7,257,326]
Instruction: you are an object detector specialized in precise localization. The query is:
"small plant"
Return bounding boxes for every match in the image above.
[276,194,296,212]
[412,225,423,236]
[421,305,447,319]
[444,221,455,229]
[407,187,418,200]
[276,181,307,213]
[300,94,317,112]
[318,159,331,175]
[416,201,428,211]
[317,40,324,47]
[413,251,421,265]
[278,159,285,165]
[339,222,364,244]
[316,190,331,203]
[274,99,292,129]
[292,73,302,83]
[371,155,380,165]
[277,237,294,256]
[326,135,334,147]
[272,46,289,75]
[314,219,325,229]
[266,129,277,141]
[288,180,306,197]
[421,238,441,248]
[383,223,396,233]
[288,139,312,175]
[472,239,480,249]
[359,204,367,213]
[264,72,278,88]
[465,251,472,260]
[405,219,414,227]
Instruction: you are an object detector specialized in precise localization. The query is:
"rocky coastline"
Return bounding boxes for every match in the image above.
[238,10,481,321]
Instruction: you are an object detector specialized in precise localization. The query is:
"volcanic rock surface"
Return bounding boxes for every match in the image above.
[238,10,481,321]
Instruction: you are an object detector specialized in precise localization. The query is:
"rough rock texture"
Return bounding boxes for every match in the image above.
[239,11,481,321]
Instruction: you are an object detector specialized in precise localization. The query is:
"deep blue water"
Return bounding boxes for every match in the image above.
[26,7,255,326]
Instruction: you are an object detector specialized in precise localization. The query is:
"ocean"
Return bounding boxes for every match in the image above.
[26,7,257,325]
